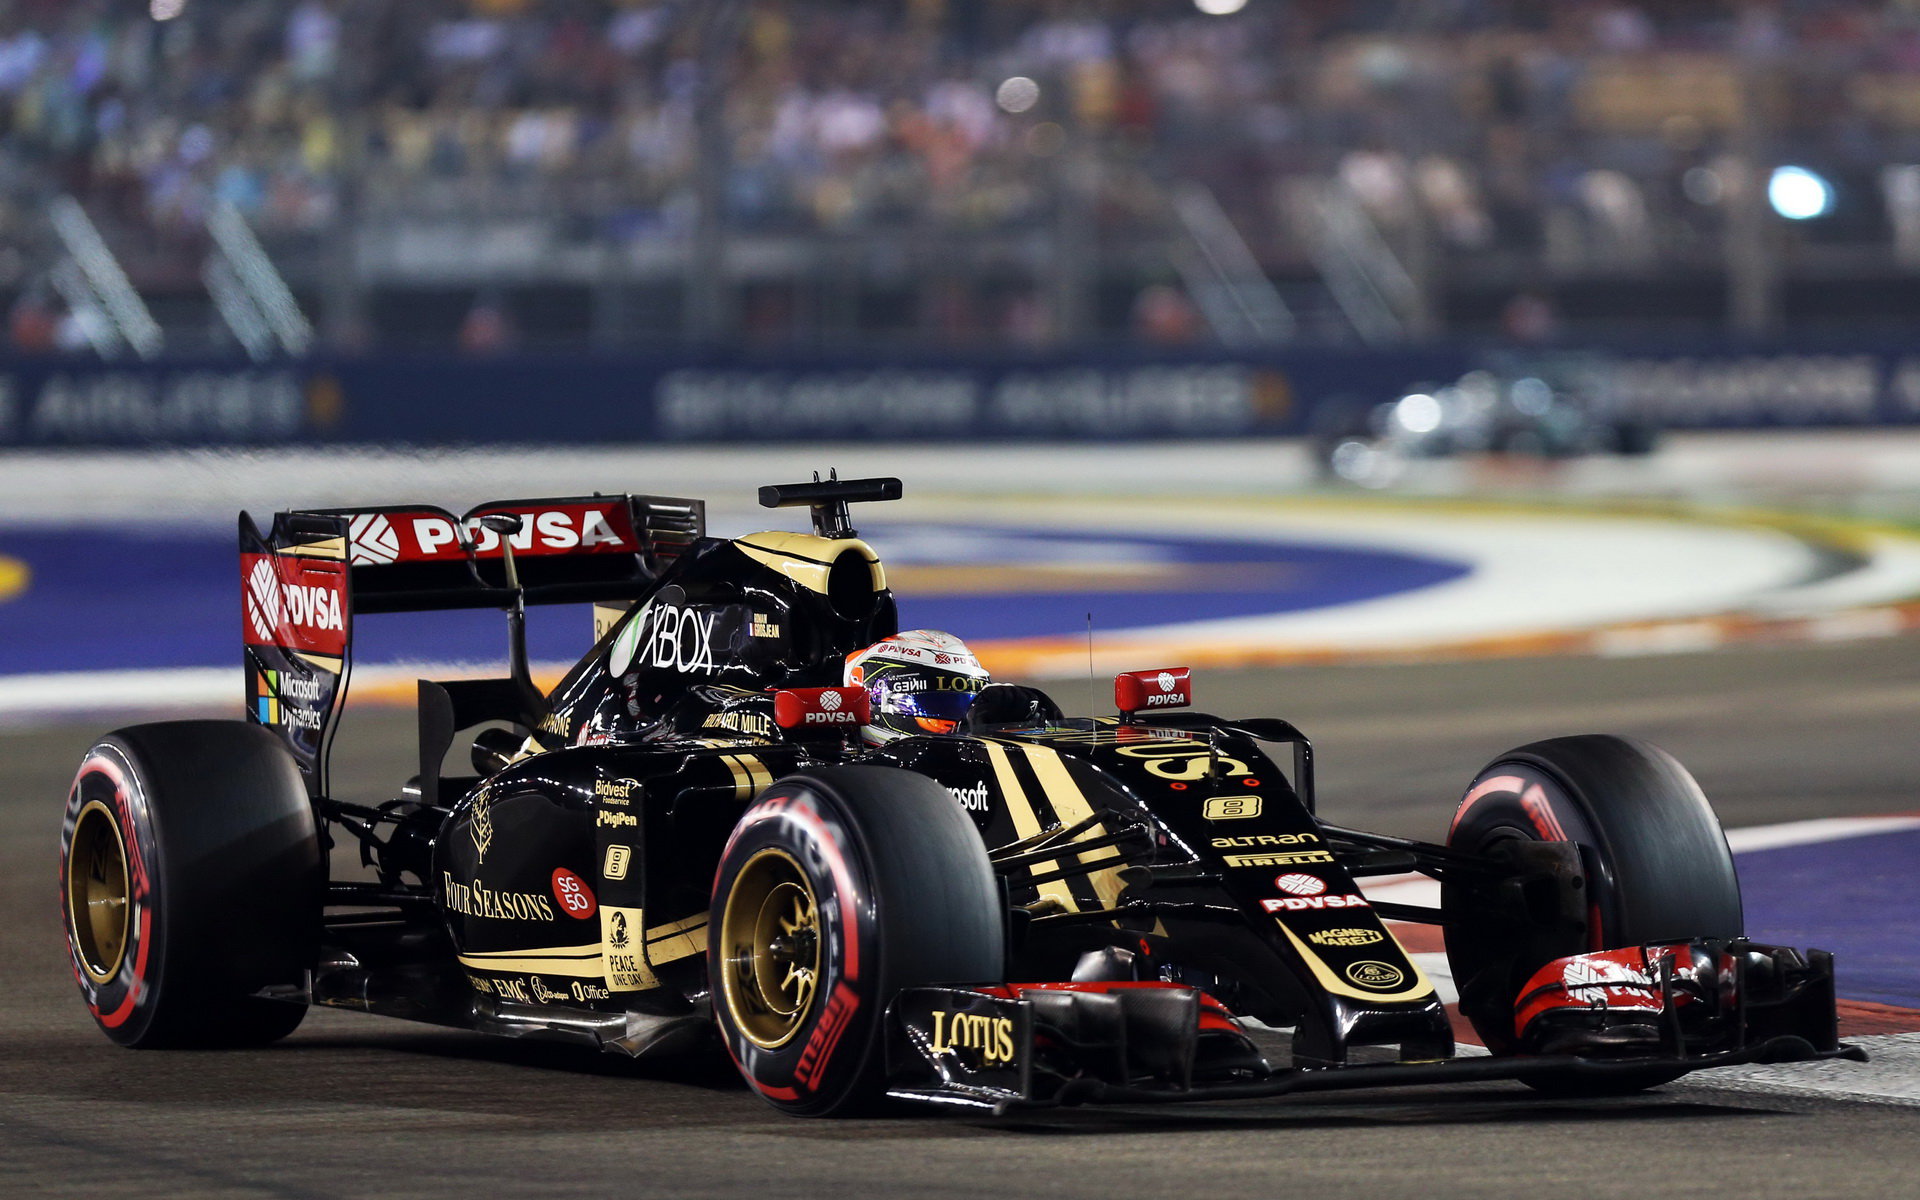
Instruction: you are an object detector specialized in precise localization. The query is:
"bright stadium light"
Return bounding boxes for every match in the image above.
[1768,166,1833,220]
[1195,0,1250,13]
[1393,393,1442,434]
[150,0,186,18]
[996,77,1040,114]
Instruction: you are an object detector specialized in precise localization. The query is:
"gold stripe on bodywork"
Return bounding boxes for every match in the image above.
[645,917,709,965]
[458,944,605,978]
[983,742,1081,914]
[1017,745,1128,911]
[733,532,885,595]
[721,753,773,799]
[1276,923,1434,1004]
[278,537,347,559]
[646,912,708,938]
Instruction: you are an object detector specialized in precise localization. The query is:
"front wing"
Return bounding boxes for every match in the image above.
[884,940,1866,1113]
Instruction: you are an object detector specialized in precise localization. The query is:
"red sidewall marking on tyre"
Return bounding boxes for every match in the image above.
[1449,774,1527,837]
[96,908,153,1028]
[1519,782,1569,841]
[67,754,154,1028]
[761,794,862,983]
[722,1039,801,1102]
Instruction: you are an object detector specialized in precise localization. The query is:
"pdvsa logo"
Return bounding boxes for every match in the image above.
[409,510,626,557]
[245,558,343,641]
[245,558,282,640]
[1262,894,1369,913]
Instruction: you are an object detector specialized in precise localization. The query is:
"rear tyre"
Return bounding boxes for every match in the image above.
[60,721,322,1048]
[1442,735,1741,1094]
[710,765,1004,1116]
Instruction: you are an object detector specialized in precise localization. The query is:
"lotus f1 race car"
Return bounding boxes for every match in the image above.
[58,478,1862,1115]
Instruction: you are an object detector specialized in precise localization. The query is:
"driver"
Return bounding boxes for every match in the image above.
[844,630,992,743]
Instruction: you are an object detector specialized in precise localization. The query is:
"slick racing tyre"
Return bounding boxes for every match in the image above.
[1441,735,1742,1092]
[60,721,323,1048]
[711,765,1004,1116]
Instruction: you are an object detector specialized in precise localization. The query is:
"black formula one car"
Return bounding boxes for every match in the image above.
[59,478,1861,1115]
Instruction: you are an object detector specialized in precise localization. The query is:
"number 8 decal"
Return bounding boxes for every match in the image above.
[1203,795,1262,820]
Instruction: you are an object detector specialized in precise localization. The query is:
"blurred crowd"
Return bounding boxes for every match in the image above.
[5,0,1920,346]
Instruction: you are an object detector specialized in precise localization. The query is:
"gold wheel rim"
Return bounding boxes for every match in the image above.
[719,848,822,1050]
[67,800,131,984]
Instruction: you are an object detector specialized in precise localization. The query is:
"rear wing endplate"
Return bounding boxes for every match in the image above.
[240,493,704,796]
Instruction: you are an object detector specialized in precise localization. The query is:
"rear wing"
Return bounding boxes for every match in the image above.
[240,493,704,796]
[302,494,704,613]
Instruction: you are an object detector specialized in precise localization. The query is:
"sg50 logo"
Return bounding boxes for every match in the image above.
[552,868,597,920]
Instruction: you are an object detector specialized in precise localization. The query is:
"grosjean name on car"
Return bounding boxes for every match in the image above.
[442,873,556,921]
[930,1010,1017,1066]
[1262,894,1369,912]
[883,676,986,694]
[1223,850,1335,867]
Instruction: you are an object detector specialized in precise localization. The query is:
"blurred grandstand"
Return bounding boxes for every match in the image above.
[4,0,1920,357]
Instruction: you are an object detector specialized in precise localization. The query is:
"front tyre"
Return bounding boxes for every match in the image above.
[1442,735,1741,1091]
[710,765,1004,1116]
[60,721,322,1048]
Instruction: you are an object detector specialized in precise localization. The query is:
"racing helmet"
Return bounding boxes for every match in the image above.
[844,630,991,742]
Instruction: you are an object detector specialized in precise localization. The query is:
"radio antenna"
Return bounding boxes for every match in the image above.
[1086,612,1095,718]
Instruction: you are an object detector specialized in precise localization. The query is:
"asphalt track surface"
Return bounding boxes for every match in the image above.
[6,640,1920,1199]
